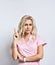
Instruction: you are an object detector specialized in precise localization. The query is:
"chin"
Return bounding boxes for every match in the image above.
[25,31,30,34]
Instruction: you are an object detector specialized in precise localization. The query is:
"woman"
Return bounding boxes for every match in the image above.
[11,15,46,65]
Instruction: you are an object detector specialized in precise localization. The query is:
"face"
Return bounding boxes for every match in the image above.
[24,19,33,34]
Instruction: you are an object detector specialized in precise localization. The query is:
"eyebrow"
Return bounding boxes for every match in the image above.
[24,23,32,25]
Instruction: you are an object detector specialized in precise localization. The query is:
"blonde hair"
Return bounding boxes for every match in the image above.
[17,15,37,38]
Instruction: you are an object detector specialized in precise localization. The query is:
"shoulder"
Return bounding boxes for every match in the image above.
[31,35,42,42]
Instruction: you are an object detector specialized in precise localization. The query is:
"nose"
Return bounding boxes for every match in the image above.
[27,26,29,29]
[27,25,29,28]
[26,26,29,30]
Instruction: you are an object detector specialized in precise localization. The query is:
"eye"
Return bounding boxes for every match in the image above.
[29,24,32,26]
[24,24,28,26]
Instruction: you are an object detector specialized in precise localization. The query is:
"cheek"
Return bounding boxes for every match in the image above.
[23,26,27,30]
[30,26,32,30]
[30,26,32,29]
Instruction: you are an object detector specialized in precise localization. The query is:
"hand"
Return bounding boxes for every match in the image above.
[12,28,20,48]
[17,52,24,62]
[13,28,19,41]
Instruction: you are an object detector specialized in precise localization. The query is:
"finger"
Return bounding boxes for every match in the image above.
[14,28,16,34]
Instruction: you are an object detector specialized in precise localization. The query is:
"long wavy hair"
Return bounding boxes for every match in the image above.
[17,15,37,38]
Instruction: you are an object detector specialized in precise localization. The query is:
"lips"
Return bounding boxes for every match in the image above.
[26,29,30,31]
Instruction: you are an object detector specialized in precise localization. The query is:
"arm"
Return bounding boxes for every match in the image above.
[26,44,43,62]
[17,44,43,62]
[11,28,20,60]
[11,40,18,60]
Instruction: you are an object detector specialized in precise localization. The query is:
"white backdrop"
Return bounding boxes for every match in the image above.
[0,0,55,65]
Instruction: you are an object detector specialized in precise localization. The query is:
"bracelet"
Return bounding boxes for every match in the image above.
[23,57,26,62]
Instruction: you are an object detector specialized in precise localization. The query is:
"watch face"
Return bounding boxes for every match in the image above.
[24,57,26,62]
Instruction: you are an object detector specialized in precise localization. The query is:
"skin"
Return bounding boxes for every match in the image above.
[22,19,33,42]
[11,19,43,62]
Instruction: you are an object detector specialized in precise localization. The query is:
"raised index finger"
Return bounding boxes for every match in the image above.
[14,28,16,34]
